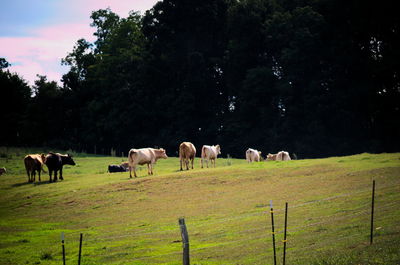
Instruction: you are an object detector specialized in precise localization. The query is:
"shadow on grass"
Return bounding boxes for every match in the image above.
[12,180,60,187]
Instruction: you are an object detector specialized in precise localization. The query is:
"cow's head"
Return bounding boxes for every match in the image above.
[216,145,221,155]
[157,148,168,159]
[64,154,76,166]
[40,154,46,164]
[266,153,275,161]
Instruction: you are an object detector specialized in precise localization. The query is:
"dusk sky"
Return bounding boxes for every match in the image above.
[0,0,158,86]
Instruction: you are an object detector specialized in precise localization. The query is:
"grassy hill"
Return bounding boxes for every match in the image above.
[0,147,399,264]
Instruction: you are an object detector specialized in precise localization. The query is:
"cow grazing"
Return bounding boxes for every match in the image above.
[0,167,6,176]
[128,148,168,178]
[278,151,291,161]
[24,154,46,182]
[45,152,76,182]
[179,142,196,171]
[246,148,262,162]
[201,145,221,168]
[266,151,291,161]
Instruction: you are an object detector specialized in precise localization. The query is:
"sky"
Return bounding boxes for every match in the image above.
[0,0,158,86]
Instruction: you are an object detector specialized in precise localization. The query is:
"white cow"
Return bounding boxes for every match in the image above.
[128,148,168,178]
[201,145,221,168]
[246,148,262,162]
[277,151,291,161]
[267,151,291,161]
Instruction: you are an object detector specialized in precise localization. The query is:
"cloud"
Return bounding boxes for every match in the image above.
[0,0,158,86]
[0,23,95,85]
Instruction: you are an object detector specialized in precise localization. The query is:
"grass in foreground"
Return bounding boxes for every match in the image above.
[0,147,399,264]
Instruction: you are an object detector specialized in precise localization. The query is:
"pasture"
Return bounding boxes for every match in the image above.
[0,147,399,264]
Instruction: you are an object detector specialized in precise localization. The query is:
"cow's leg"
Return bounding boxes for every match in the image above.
[38,169,41,182]
[59,168,63,180]
[134,166,137,178]
[129,166,132,178]
[206,159,209,168]
[26,170,30,182]
[180,159,183,171]
[49,170,52,182]
[32,170,36,182]
[54,170,58,182]
[191,158,194,169]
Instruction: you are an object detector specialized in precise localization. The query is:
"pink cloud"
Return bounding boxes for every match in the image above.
[0,23,95,85]
[0,0,158,86]
[62,0,157,18]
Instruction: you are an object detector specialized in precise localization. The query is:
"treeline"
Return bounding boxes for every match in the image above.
[1,0,399,158]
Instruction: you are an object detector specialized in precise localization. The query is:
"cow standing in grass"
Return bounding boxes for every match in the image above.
[246,148,262,162]
[45,152,76,182]
[0,167,6,176]
[179,142,196,171]
[24,154,46,182]
[128,148,168,178]
[201,145,221,168]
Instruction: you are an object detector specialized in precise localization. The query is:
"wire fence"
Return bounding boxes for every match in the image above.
[19,181,400,264]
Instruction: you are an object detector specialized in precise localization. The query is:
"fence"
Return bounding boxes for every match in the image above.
[44,180,398,264]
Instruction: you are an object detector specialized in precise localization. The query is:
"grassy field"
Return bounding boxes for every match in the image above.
[0,147,399,265]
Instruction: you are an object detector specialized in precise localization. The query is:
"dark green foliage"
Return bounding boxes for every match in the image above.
[0,0,399,158]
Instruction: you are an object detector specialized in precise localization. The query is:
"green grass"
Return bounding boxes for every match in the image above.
[0,147,399,264]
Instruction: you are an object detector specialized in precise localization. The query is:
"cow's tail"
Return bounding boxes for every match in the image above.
[201,146,206,159]
[128,149,137,165]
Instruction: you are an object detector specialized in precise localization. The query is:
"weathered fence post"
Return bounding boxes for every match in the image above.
[370,180,375,245]
[270,200,277,265]
[179,218,190,265]
[283,202,288,265]
[78,233,83,265]
[61,232,66,265]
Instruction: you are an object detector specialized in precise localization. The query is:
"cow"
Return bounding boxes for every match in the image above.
[128,148,168,178]
[246,148,262,162]
[201,145,221,168]
[24,154,46,182]
[45,152,76,182]
[179,142,196,171]
[0,167,6,176]
[266,151,291,161]
[278,151,291,161]
[108,164,128,173]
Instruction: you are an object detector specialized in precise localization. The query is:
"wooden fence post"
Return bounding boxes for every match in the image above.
[61,232,66,265]
[370,180,375,245]
[78,233,83,265]
[270,200,277,265]
[179,218,190,265]
[283,202,288,265]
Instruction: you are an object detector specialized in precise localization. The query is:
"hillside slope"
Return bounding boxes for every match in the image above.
[0,150,399,264]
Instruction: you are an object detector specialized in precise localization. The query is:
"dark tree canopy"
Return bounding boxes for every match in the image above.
[1,0,399,158]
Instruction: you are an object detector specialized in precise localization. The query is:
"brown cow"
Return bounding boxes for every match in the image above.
[179,142,196,171]
[128,148,168,178]
[24,154,46,182]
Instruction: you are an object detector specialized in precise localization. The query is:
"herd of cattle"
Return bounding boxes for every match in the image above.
[0,142,290,182]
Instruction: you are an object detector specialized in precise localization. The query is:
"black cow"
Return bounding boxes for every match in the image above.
[45,152,76,182]
[108,165,127,173]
